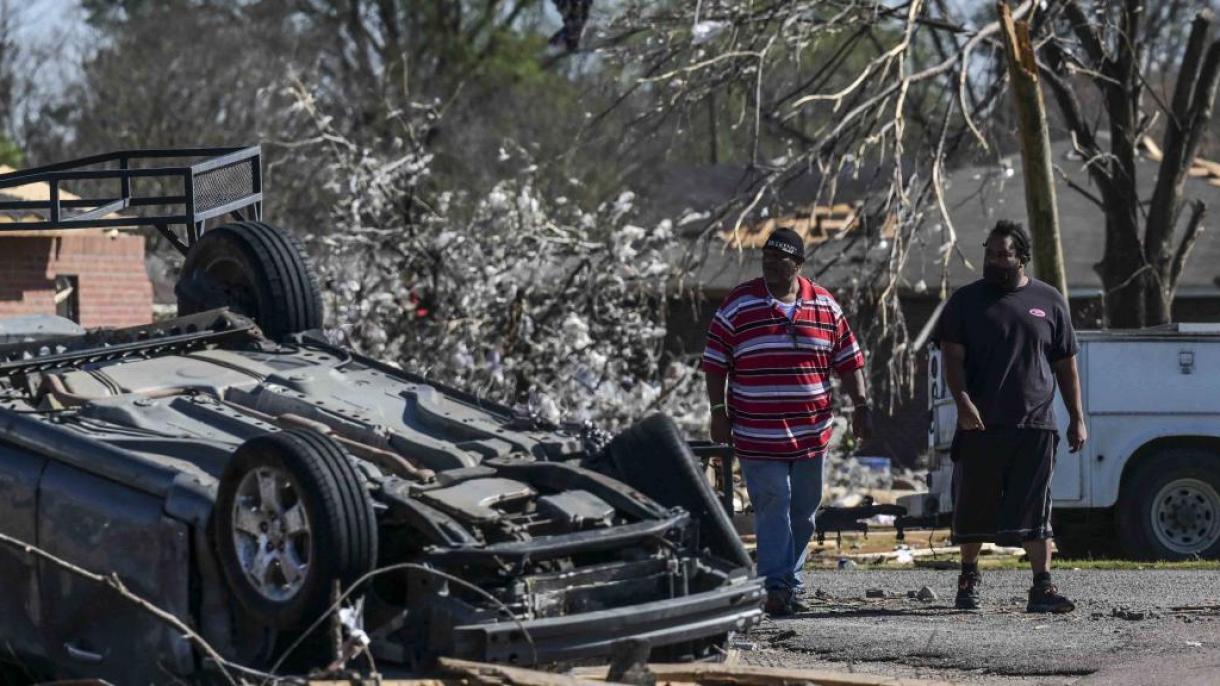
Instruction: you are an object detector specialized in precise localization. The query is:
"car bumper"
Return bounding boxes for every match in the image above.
[450,578,766,664]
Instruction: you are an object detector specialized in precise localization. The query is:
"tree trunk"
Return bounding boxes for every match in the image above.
[1098,210,1147,328]
[1099,1,1150,328]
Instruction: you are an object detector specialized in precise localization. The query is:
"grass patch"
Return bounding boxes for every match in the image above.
[807,554,1220,571]
[980,557,1220,571]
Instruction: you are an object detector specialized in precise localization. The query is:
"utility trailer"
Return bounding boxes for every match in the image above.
[900,325,1220,560]
[0,146,321,340]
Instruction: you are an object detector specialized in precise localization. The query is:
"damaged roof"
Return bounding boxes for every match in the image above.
[673,140,1220,297]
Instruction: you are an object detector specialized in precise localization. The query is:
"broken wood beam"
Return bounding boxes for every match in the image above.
[437,657,622,686]
[574,663,958,686]
[998,1,1069,297]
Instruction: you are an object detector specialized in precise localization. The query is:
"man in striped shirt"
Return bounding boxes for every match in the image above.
[703,228,871,616]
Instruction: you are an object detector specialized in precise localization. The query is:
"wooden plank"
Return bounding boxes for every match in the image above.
[1192,157,1220,177]
[438,657,621,686]
[309,681,451,685]
[1143,135,1164,161]
[574,663,958,685]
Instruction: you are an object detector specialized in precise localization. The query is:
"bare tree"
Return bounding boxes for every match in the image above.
[0,0,25,166]
[596,0,1034,405]
[592,0,1220,355]
[1036,0,1220,327]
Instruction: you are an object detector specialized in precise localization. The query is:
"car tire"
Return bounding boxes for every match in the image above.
[598,414,752,569]
[214,429,378,629]
[176,221,323,340]
[1116,448,1220,561]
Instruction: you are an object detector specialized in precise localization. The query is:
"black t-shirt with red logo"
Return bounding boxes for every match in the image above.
[934,277,1078,430]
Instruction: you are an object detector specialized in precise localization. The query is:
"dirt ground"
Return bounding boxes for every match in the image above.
[733,529,1220,685]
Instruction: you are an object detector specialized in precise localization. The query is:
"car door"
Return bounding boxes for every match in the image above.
[0,442,49,667]
[36,460,194,683]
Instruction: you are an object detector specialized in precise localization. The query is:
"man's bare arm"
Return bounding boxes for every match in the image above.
[705,370,731,444]
[839,367,872,441]
[1053,355,1087,452]
[705,371,727,407]
[840,368,868,405]
[942,342,984,430]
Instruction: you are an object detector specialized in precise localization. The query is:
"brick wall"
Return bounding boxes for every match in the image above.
[0,233,153,328]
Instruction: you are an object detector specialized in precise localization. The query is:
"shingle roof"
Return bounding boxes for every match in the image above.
[679,139,1220,296]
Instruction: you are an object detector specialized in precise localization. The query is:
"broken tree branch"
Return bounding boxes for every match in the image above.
[1061,0,1109,66]
[999,1,1069,296]
[1145,11,1219,271]
[1170,199,1206,292]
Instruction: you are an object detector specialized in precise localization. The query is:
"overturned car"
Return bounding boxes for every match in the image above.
[0,149,762,683]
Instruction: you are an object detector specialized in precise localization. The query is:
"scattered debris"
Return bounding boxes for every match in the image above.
[916,586,939,602]
[913,559,959,570]
[1170,604,1220,614]
[837,558,858,570]
[1111,606,1159,621]
[727,636,759,652]
[866,588,886,598]
[606,638,654,686]
[836,542,1023,564]
[768,629,798,643]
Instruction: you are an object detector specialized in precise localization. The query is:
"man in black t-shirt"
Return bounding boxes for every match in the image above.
[935,220,1086,614]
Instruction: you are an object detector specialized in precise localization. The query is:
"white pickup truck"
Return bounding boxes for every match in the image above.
[899,323,1220,560]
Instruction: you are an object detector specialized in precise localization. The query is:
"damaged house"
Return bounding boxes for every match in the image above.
[0,165,153,328]
[654,138,1220,467]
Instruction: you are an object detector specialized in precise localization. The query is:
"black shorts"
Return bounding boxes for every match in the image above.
[950,427,1057,546]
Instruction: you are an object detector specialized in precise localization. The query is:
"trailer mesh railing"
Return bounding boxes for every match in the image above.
[193,159,256,213]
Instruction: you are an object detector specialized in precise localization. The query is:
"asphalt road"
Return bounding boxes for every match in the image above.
[737,568,1220,685]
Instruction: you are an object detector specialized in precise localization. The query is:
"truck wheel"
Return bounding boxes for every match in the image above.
[1117,448,1220,560]
[214,429,377,629]
[176,221,323,340]
[597,414,752,569]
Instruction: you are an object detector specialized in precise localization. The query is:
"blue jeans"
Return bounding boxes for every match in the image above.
[739,456,825,592]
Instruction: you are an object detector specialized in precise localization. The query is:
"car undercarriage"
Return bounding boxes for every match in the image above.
[0,310,762,682]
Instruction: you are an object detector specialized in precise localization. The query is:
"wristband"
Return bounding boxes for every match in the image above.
[710,403,727,413]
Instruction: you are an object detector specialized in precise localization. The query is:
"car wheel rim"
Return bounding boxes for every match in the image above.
[232,466,312,602]
[1150,478,1220,555]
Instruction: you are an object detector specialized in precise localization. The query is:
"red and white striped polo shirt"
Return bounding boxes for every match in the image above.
[702,276,865,461]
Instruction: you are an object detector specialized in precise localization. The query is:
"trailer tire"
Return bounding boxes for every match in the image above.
[214,429,377,630]
[176,221,323,340]
[1116,448,1220,560]
[597,414,752,569]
